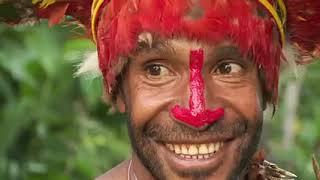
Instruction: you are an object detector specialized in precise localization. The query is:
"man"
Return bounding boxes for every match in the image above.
[3,0,320,179]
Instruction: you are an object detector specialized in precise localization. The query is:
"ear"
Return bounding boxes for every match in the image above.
[102,87,126,113]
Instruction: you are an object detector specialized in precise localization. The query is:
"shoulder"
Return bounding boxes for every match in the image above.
[95,160,130,180]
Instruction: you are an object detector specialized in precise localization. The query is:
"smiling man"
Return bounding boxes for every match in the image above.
[86,0,318,178]
[4,0,320,179]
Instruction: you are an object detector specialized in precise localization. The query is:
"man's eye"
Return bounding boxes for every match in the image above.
[213,62,243,75]
[145,64,171,78]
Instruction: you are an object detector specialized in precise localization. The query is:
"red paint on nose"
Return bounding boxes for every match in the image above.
[170,49,224,128]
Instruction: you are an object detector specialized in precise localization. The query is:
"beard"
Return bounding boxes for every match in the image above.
[127,114,263,180]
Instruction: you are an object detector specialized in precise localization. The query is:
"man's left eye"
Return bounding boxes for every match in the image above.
[213,62,243,75]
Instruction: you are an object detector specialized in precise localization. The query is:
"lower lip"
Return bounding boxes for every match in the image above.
[159,141,228,173]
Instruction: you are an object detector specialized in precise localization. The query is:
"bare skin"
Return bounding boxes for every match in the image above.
[97,38,265,180]
[95,160,129,180]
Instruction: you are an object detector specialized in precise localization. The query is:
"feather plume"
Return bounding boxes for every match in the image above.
[32,0,56,8]
[247,150,297,179]
[75,51,101,78]
[285,0,320,62]
[36,0,92,28]
[0,0,92,32]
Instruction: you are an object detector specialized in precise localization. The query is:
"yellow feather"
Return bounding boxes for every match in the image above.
[32,0,42,4]
[32,0,57,8]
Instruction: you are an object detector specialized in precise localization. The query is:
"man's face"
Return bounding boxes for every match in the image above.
[118,38,264,179]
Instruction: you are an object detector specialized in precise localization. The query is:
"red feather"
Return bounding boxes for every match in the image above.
[286,0,320,59]
[37,1,92,29]
[37,3,69,26]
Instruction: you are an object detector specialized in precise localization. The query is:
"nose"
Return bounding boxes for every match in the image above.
[170,49,224,129]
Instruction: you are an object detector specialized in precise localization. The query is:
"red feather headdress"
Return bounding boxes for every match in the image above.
[2,0,320,102]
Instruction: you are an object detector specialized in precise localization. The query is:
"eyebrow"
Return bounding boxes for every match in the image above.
[133,38,176,57]
[206,45,247,63]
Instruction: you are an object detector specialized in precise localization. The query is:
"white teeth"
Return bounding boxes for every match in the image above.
[174,144,181,154]
[208,143,215,153]
[165,142,224,158]
[198,144,208,154]
[181,144,188,154]
[188,145,198,155]
[214,143,220,152]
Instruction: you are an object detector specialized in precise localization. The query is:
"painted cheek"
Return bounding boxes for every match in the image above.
[170,49,224,128]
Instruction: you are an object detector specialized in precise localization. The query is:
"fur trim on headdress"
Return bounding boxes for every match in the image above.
[75,51,101,78]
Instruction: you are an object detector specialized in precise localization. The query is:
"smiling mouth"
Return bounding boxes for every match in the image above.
[164,142,224,160]
[150,136,240,177]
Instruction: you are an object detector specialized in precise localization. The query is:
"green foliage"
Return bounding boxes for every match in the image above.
[0,23,130,180]
[266,61,320,179]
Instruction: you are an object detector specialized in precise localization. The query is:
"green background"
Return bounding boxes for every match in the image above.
[0,22,319,180]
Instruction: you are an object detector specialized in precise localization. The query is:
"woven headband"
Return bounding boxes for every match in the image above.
[90,0,286,46]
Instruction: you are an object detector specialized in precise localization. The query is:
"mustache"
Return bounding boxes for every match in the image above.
[142,118,248,142]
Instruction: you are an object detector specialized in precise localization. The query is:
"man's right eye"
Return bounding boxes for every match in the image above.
[145,64,172,79]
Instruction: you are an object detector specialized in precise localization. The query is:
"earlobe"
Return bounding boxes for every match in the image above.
[116,95,126,113]
[103,89,126,112]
